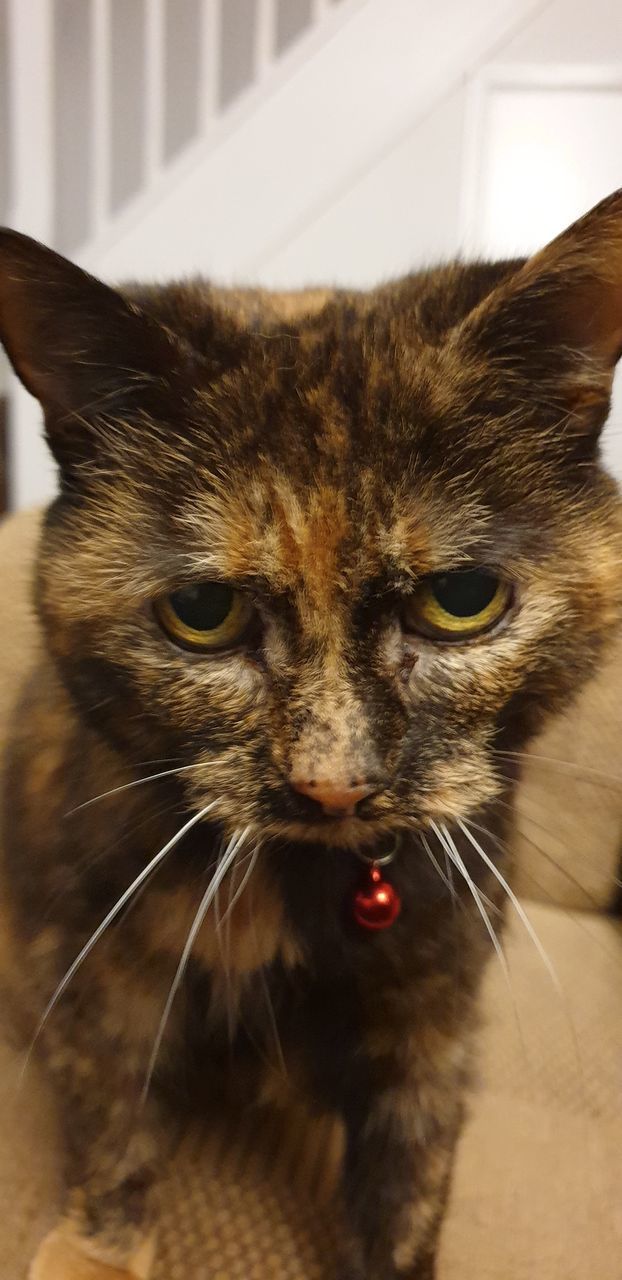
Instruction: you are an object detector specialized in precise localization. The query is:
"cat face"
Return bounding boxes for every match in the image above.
[1,192,622,851]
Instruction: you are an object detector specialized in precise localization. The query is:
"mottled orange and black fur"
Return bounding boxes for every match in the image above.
[2,191,622,1280]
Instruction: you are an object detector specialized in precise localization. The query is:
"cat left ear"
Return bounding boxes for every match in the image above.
[0,228,195,471]
[456,188,622,448]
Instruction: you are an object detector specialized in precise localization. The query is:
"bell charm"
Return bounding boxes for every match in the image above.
[353,863,401,931]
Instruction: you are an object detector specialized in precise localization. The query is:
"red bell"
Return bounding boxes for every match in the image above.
[353,863,401,931]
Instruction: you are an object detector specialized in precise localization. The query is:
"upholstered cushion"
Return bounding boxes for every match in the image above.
[513,637,622,910]
[1,904,620,1280]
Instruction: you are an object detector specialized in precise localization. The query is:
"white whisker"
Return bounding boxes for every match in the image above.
[218,842,237,1043]
[141,825,251,1102]
[436,821,533,1071]
[212,833,227,956]
[469,813,607,910]
[419,832,458,900]
[21,799,222,1082]
[443,845,457,913]
[431,821,510,985]
[40,799,174,922]
[213,833,243,1042]
[457,818,560,990]
[459,817,593,1116]
[492,792,622,891]
[221,841,261,1045]
[427,822,499,914]
[218,843,261,932]
[245,876,288,1080]
[67,760,216,815]
[495,749,622,793]
[465,816,622,964]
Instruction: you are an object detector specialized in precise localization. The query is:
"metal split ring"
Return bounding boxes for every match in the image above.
[356,833,401,867]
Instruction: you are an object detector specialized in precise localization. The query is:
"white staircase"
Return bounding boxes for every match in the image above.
[2,0,609,506]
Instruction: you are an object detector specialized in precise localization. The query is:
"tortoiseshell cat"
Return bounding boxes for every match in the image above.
[1,190,622,1280]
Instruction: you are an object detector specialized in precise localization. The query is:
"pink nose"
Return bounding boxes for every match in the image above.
[291,777,378,817]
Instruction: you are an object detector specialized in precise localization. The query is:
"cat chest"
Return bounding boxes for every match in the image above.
[139,866,304,979]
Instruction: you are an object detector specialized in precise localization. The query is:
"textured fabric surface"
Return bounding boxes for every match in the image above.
[1,905,621,1279]
[513,649,622,911]
[0,509,621,1278]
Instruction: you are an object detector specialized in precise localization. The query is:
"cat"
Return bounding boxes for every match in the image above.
[1,188,622,1280]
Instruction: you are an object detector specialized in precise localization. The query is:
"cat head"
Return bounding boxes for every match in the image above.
[1,192,622,853]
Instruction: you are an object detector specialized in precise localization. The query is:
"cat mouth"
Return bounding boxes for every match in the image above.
[271,813,401,850]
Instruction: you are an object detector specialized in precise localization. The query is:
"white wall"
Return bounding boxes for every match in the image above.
[83,0,539,283]
[255,0,622,286]
[255,0,622,480]
[501,0,622,62]
[253,84,468,288]
[8,0,622,504]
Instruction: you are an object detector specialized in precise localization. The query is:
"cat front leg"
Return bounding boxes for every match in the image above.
[29,1051,162,1280]
[30,1225,155,1280]
[339,1030,468,1280]
[29,1046,162,1280]
[26,962,172,1280]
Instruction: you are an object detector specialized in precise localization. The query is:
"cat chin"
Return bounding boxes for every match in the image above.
[270,817,401,851]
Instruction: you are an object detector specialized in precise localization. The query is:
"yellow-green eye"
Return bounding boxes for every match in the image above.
[155,582,254,652]
[403,569,512,641]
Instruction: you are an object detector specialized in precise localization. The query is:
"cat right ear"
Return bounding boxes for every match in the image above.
[454,189,622,452]
[0,228,196,473]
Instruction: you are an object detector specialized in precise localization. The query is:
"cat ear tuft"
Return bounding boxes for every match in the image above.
[0,228,194,471]
[456,188,622,448]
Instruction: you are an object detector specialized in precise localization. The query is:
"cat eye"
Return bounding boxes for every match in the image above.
[402,569,512,641]
[154,582,255,652]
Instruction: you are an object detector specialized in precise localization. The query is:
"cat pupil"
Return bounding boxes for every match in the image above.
[170,583,233,631]
[432,570,498,618]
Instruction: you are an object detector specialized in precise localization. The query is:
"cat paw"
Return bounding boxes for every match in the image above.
[30,1227,155,1280]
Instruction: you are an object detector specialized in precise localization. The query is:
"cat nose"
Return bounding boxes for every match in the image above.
[290,776,380,817]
